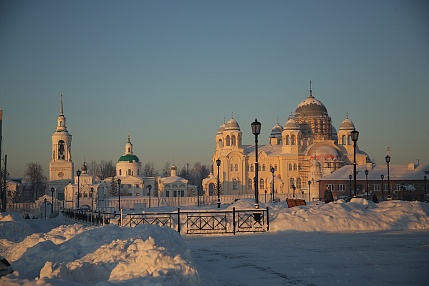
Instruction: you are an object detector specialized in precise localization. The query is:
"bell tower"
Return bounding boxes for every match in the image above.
[49,95,74,183]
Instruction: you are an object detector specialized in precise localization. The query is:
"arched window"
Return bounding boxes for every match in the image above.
[293,164,297,171]
[248,178,252,189]
[230,164,234,171]
[296,178,302,189]
[119,169,122,176]
[290,178,295,188]
[260,179,264,189]
[250,164,254,172]
[226,135,231,146]
[262,164,266,172]
[348,135,352,145]
[231,135,236,146]
[286,135,290,145]
[291,135,296,145]
[342,135,347,145]
[234,164,238,171]
[128,169,131,176]
[289,164,292,171]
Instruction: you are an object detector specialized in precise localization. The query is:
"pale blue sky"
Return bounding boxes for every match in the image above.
[1,0,428,177]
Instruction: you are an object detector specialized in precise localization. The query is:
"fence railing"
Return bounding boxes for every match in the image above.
[64,207,269,235]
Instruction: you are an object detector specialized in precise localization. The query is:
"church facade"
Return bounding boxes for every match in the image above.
[203,84,370,201]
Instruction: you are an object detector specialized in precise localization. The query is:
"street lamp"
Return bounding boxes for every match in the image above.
[90,187,94,225]
[349,174,352,198]
[424,175,427,202]
[351,129,359,197]
[76,169,81,209]
[308,180,311,202]
[381,174,384,200]
[148,185,152,208]
[117,178,121,210]
[50,187,55,214]
[292,184,296,199]
[385,155,391,198]
[251,118,262,208]
[44,198,47,219]
[270,166,275,202]
[197,186,200,207]
[216,158,221,208]
[365,169,369,200]
[90,187,94,212]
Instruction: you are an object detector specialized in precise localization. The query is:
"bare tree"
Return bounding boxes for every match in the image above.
[99,160,115,179]
[161,162,171,177]
[24,162,47,200]
[143,162,157,177]
[87,160,100,176]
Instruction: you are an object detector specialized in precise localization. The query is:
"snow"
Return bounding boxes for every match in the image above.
[1,199,429,286]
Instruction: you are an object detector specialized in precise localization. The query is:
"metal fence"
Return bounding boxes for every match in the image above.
[64,207,269,235]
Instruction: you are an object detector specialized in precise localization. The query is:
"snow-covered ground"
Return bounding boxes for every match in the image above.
[1,198,429,285]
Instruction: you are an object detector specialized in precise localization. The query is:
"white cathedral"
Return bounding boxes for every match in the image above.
[202,83,370,201]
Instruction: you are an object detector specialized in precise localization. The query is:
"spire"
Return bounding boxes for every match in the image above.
[309,80,313,97]
[60,94,64,116]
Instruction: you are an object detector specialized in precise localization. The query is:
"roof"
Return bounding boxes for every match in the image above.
[320,164,429,181]
[118,154,140,163]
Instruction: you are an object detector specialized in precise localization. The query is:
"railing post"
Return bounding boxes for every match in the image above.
[266,207,269,232]
[233,207,236,235]
[177,208,181,233]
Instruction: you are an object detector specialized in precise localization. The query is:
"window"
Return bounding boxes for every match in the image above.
[286,135,290,145]
[235,164,238,171]
[233,178,238,190]
[230,164,234,171]
[289,164,292,171]
[342,135,346,145]
[327,184,335,191]
[119,169,122,176]
[260,179,264,189]
[166,191,169,197]
[262,164,266,172]
[127,192,132,196]
[248,178,252,189]
[348,135,352,145]
[293,164,297,171]
[135,193,140,196]
[290,178,295,188]
[372,184,380,191]
[250,164,254,172]
[338,184,345,192]
[291,135,296,145]
[296,178,301,189]
[231,135,236,146]
[226,135,230,146]
[275,164,278,171]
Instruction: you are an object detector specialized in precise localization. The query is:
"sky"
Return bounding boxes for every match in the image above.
[1,198,429,285]
[1,0,428,178]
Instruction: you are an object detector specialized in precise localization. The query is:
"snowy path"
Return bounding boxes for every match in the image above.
[184,231,429,286]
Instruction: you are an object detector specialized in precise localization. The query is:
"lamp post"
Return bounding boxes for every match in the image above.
[44,198,47,219]
[308,180,311,202]
[216,158,221,208]
[117,178,121,210]
[385,155,391,198]
[351,129,359,197]
[349,174,352,198]
[76,169,81,209]
[90,187,94,225]
[197,186,200,207]
[51,187,55,214]
[270,166,275,202]
[292,184,296,199]
[251,118,262,208]
[424,175,427,202]
[365,169,369,200]
[148,185,152,208]
[90,187,94,211]
[381,174,384,200]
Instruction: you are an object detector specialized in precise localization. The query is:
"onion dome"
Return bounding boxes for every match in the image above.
[118,154,140,163]
[217,123,225,134]
[295,81,328,117]
[225,117,240,131]
[270,121,283,138]
[339,113,355,130]
[81,162,88,173]
[284,114,300,130]
[171,164,177,171]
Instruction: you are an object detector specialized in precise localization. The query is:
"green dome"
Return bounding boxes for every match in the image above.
[118,154,140,163]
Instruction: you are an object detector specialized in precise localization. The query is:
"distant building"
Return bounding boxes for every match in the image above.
[319,163,429,201]
[203,83,370,201]
[49,95,74,200]
[158,165,197,198]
